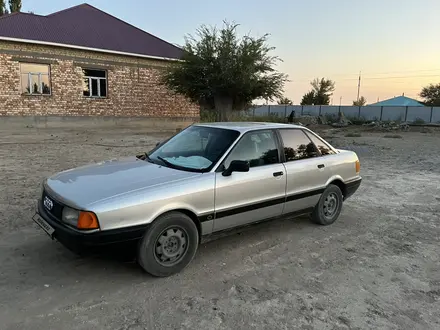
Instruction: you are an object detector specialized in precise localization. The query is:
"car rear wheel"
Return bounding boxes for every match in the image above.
[137,212,199,277]
[311,184,343,225]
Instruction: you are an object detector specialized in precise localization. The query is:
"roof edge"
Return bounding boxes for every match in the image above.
[0,36,183,62]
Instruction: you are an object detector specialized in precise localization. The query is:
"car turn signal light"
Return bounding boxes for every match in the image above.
[77,211,100,230]
[355,160,360,173]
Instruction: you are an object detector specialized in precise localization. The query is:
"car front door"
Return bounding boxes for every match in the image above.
[213,129,286,232]
[277,128,331,215]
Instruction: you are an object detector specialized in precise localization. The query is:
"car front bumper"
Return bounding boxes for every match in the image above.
[33,199,148,255]
[344,177,362,200]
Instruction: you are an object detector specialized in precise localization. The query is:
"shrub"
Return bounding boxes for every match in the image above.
[345,132,362,137]
[413,117,425,125]
[384,134,403,139]
[347,116,367,125]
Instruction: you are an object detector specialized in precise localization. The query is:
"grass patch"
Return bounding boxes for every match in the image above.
[384,134,403,139]
[345,132,362,137]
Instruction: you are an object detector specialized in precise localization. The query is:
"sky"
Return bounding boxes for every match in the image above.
[23,0,440,105]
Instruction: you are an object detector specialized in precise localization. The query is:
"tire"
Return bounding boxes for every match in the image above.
[311,184,343,226]
[137,212,199,277]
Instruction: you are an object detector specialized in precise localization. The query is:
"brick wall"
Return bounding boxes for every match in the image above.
[0,41,200,118]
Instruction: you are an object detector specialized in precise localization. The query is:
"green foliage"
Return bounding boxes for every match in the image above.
[419,83,440,106]
[413,117,425,124]
[345,132,362,137]
[300,78,335,105]
[347,115,367,125]
[353,96,367,106]
[0,0,7,15]
[8,0,21,12]
[324,113,338,123]
[384,134,403,139]
[277,96,293,105]
[200,108,286,123]
[300,91,315,105]
[161,21,288,121]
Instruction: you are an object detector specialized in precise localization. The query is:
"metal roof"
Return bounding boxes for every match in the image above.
[368,96,425,107]
[0,3,184,60]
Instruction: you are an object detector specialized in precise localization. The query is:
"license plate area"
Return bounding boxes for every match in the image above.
[32,213,55,239]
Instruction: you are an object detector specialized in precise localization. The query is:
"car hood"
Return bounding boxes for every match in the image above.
[45,157,200,208]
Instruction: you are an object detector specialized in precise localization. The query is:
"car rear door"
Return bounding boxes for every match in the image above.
[277,128,331,215]
[213,129,286,232]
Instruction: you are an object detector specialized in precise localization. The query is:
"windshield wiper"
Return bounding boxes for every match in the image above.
[157,156,181,169]
[137,152,155,164]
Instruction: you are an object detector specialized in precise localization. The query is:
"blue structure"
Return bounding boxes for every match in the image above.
[368,96,425,107]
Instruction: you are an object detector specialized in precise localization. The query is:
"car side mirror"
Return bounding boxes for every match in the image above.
[156,141,161,147]
[222,160,250,176]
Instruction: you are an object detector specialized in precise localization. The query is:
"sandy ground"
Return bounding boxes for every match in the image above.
[0,124,439,330]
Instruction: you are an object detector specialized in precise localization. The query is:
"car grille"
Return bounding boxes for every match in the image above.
[42,189,64,221]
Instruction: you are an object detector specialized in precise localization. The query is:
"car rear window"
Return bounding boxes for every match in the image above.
[278,129,319,161]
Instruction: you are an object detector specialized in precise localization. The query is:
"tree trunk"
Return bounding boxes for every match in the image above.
[214,96,233,122]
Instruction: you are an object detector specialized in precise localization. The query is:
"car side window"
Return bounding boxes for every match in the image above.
[279,129,319,162]
[224,130,279,168]
[304,131,336,155]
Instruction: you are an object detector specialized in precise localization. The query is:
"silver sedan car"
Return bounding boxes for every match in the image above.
[33,122,362,277]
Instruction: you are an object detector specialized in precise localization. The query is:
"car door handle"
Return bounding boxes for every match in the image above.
[317,164,325,169]
[273,171,284,177]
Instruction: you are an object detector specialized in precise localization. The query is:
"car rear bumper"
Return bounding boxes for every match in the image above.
[344,177,362,200]
[34,199,147,255]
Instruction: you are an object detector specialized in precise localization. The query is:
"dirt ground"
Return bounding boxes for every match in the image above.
[0,123,439,330]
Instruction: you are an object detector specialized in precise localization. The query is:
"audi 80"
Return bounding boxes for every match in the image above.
[33,122,362,277]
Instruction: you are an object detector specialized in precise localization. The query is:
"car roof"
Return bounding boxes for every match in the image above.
[194,122,305,133]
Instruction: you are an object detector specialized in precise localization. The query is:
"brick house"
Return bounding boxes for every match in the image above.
[0,3,199,120]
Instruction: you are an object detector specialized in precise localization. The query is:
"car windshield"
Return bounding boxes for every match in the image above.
[148,125,240,172]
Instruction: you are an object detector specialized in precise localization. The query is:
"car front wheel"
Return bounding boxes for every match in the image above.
[137,212,199,277]
[311,184,343,225]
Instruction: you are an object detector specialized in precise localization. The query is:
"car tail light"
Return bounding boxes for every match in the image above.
[77,211,100,230]
[355,160,360,173]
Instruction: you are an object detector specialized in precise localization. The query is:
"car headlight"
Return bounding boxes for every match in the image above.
[62,207,80,227]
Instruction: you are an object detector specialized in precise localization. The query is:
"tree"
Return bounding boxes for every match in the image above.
[419,83,440,106]
[8,0,21,13]
[300,77,335,105]
[353,96,367,106]
[161,21,288,121]
[278,96,293,105]
[300,91,316,105]
[0,0,7,15]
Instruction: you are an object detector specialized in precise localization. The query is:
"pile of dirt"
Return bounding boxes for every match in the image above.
[363,121,410,131]
[331,112,352,127]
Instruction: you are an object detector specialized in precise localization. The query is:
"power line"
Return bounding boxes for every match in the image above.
[288,69,440,81]
[289,73,440,84]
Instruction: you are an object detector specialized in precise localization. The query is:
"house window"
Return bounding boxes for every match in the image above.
[20,63,51,95]
[82,69,107,98]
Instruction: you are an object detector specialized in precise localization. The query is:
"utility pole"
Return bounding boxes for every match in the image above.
[356,71,361,102]
[339,96,342,106]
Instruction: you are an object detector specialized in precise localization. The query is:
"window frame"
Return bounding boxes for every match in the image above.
[215,129,284,172]
[148,125,241,173]
[275,128,326,163]
[82,68,108,98]
[19,62,52,96]
[303,130,338,156]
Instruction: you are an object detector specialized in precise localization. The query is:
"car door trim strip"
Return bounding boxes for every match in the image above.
[198,187,325,222]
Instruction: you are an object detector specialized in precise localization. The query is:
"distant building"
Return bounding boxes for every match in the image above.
[0,3,199,119]
[368,96,425,107]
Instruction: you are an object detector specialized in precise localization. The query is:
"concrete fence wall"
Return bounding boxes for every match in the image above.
[247,105,440,123]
